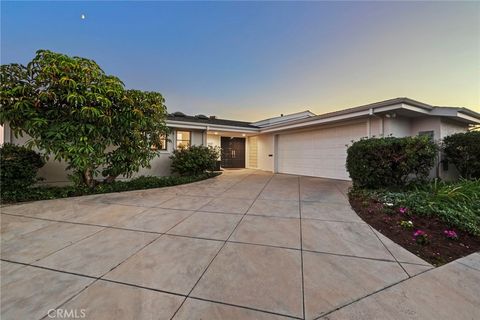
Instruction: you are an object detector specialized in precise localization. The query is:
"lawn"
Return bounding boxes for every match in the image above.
[349,179,480,266]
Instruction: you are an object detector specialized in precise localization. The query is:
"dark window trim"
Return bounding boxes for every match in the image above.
[419,130,434,141]
[158,134,168,151]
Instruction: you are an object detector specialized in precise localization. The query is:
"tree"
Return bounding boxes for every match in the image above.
[102,89,170,183]
[0,50,168,187]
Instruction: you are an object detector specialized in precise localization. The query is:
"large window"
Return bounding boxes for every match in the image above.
[176,131,191,149]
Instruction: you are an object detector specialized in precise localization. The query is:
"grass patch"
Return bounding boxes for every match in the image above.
[1,172,221,204]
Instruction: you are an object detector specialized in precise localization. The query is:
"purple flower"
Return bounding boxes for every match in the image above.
[399,207,408,214]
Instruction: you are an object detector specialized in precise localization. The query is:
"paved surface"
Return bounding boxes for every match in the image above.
[1,169,479,319]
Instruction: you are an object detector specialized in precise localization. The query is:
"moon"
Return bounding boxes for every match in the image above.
[81,14,86,20]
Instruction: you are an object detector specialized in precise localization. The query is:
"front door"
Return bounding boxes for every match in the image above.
[221,137,246,168]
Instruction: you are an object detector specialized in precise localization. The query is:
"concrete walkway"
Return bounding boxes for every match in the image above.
[1,169,479,319]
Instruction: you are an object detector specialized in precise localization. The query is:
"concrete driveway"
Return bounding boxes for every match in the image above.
[1,169,479,319]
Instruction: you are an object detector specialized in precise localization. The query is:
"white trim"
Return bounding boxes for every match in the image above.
[456,112,480,124]
[166,120,259,132]
[260,109,370,133]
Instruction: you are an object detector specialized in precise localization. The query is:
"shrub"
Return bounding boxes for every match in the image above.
[0,172,221,204]
[443,131,480,179]
[346,136,437,188]
[0,143,45,191]
[170,145,220,176]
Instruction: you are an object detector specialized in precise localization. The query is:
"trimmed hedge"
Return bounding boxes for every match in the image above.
[0,143,45,191]
[170,145,220,176]
[346,136,437,188]
[443,131,480,179]
[1,172,221,204]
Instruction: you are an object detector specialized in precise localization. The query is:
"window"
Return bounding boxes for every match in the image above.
[176,131,191,148]
[158,135,167,150]
[419,131,434,141]
[151,134,167,151]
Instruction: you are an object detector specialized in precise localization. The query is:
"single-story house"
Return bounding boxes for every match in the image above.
[2,97,479,184]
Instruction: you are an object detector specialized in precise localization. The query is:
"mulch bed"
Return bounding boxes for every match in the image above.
[349,193,480,266]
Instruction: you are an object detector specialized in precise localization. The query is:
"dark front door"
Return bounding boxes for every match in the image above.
[221,137,246,168]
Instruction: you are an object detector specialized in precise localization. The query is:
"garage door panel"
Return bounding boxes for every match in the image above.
[277,123,366,180]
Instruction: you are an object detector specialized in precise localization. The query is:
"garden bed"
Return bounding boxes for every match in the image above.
[1,172,221,204]
[349,185,480,266]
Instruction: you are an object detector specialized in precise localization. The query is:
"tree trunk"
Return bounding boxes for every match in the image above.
[83,168,96,188]
[104,175,117,184]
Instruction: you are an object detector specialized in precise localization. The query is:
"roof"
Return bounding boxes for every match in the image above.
[167,114,258,128]
[259,98,480,132]
[311,97,433,119]
[165,98,480,133]
[251,110,316,127]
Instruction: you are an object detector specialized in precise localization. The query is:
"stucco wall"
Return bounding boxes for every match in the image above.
[206,134,221,148]
[410,117,442,140]
[5,125,206,185]
[256,134,274,172]
[369,117,384,137]
[384,116,411,137]
[440,119,469,138]
[247,136,258,169]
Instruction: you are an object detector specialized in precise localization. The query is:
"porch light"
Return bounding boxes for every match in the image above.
[242,134,246,137]
[214,132,218,135]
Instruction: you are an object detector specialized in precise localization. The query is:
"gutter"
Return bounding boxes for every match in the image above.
[166,120,260,133]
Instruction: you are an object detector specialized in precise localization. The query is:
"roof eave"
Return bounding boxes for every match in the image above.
[166,120,260,132]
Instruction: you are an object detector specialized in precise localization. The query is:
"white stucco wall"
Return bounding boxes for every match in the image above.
[410,117,469,181]
[369,117,384,137]
[256,134,275,172]
[206,134,221,148]
[5,125,206,185]
[410,117,442,140]
[440,119,469,138]
[384,116,411,137]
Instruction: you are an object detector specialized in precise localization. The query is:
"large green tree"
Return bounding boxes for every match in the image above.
[0,50,168,187]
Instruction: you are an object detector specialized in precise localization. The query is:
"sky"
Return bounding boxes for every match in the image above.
[1,1,479,121]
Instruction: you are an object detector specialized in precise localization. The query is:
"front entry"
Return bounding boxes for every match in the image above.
[221,137,246,168]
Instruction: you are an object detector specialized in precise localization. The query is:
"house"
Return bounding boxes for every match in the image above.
[2,97,479,184]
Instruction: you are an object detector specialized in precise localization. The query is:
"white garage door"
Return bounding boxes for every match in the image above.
[277,122,367,180]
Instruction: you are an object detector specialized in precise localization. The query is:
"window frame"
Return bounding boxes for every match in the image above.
[418,130,434,141]
[151,134,168,151]
[158,134,168,151]
[176,130,192,149]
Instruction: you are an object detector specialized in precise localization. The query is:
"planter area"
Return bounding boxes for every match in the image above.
[349,187,480,266]
[0,172,221,204]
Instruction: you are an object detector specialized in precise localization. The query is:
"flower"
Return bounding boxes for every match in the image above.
[413,230,426,237]
[398,207,408,214]
[384,202,394,207]
[413,229,429,245]
[399,220,414,229]
[444,230,458,240]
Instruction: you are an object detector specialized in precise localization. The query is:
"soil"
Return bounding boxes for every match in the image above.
[349,193,480,266]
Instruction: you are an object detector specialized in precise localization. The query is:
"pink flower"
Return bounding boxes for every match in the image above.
[444,230,458,239]
[399,207,408,214]
[413,230,426,237]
